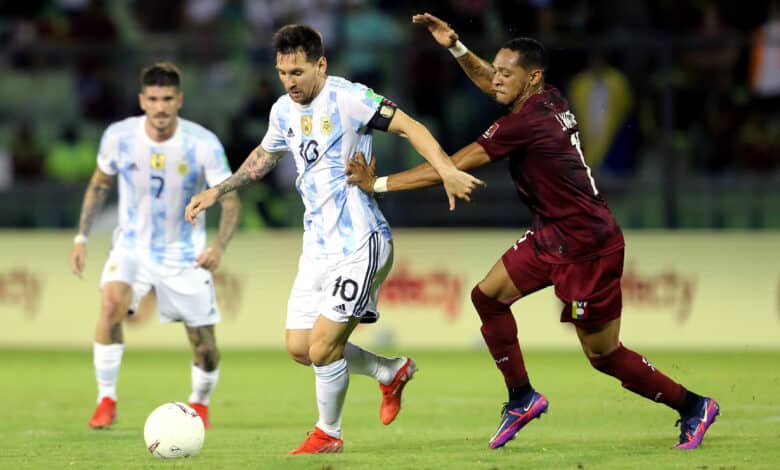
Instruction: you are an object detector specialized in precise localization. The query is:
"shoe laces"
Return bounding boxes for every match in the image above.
[674,414,698,442]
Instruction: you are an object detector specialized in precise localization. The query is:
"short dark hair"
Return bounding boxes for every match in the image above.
[273,24,324,63]
[140,62,181,89]
[501,37,548,72]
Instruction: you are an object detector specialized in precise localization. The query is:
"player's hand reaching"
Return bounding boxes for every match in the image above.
[70,242,87,278]
[346,152,377,193]
[196,245,222,272]
[412,13,458,48]
[439,166,486,211]
[185,188,219,224]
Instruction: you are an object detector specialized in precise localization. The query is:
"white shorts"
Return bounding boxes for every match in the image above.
[99,250,220,327]
[286,232,393,330]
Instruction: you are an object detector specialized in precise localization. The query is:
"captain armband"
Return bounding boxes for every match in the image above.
[366,98,398,131]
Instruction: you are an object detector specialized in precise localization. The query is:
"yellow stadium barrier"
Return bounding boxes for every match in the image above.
[1,230,778,349]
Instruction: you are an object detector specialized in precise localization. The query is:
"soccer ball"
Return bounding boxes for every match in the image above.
[143,402,205,458]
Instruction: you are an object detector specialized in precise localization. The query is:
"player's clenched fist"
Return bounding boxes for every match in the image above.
[185,187,219,223]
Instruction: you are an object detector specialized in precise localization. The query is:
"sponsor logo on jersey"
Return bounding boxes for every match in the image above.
[321,117,332,135]
[176,161,189,175]
[151,153,166,170]
[287,127,295,137]
[482,122,499,139]
[301,115,312,136]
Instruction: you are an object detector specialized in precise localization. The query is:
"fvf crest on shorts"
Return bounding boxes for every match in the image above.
[287,232,393,330]
[99,250,220,327]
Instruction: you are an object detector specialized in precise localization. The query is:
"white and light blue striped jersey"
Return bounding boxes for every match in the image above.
[260,76,392,258]
[97,116,232,268]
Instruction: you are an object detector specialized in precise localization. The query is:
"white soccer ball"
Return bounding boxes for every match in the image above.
[143,402,205,459]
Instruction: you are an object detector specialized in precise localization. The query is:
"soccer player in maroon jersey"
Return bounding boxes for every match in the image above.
[345,13,719,450]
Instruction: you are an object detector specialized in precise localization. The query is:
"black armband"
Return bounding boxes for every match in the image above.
[366,98,397,131]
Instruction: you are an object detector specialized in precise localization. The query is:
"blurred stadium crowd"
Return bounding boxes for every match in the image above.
[1,0,779,229]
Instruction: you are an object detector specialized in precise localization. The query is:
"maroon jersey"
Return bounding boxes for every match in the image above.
[476,85,624,264]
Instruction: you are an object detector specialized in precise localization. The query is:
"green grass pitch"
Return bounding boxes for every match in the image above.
[2,349,778,469]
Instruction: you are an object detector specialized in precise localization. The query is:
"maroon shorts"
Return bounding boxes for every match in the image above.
[500,232,624,329]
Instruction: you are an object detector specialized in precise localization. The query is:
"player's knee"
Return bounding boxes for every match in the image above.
[471,284,511,320]
[100,295,127,323]
[308,339,341,366]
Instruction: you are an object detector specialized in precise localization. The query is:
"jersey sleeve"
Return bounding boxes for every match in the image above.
[202,135,232,187]
[260,101,290,154]
[476,114,532,161]
[341,84,396,132]
[96,127,119,175]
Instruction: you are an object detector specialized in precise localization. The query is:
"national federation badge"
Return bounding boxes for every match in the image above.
[320,117,332,135]
[572,300,588,320]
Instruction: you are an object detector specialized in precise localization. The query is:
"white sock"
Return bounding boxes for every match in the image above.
[343,342,402,385]
[93,342,124,402]
[313,358,348,438]
[188,364,219,405]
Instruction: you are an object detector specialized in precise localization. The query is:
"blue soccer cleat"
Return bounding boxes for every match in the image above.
[488,391,549,449]
[674,396,720,449]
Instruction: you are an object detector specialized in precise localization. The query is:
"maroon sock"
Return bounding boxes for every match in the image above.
[589,343,687,410]
[471,285,529,389]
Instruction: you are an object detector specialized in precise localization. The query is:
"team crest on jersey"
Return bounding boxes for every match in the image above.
[151,153,166,170]
[320,117,332,135]
[177,161,189,175]
[482,123,499,139]
[572,300,588,320]
[301,115,312,136]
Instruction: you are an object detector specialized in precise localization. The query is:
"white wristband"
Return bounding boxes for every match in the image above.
[448,40,468,58]
[74,234,88,245]
[373,176,388,193]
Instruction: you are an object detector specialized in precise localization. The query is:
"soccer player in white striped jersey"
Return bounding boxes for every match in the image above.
[185,24,484,454]
[69,63,241,431]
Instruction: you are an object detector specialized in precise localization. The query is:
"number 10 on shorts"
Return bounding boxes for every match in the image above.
[332,276,358,302]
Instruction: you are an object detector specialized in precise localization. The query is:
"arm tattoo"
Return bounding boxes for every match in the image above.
[77,173,113,235]
[215,147,280,196]
[216,192,240,251]
[457,54,496,97]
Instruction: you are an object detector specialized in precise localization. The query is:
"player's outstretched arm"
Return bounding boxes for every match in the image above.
[347,142,491,194]
[387,108,485,210]
[186,144,283,223]
[412,12,496,98]
[70,168,114,278]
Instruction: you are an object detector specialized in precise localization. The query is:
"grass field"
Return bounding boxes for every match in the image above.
[2,349,779,469]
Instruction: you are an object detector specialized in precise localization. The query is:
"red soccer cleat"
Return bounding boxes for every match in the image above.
[88,397,117,429]
[288,427,344,455]
[379,357,417,425]
[188,402,210,430]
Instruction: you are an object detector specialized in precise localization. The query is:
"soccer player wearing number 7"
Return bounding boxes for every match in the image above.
[346,13,719,450]
[185,25,484,454]
[69,63,241,431]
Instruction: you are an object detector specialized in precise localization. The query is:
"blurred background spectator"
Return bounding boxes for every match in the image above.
[0,0,778,230]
